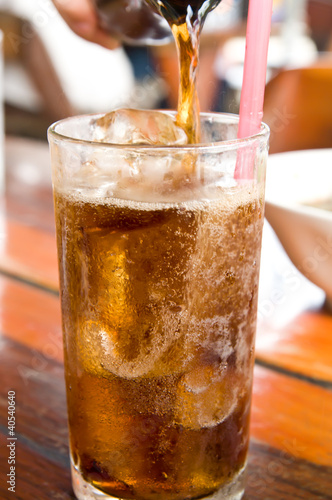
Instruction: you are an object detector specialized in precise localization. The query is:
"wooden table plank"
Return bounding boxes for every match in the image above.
[0,275,62,361]
[0,430,74,500]
[5,136,55,233]
[251,365,332,467]
[245,441,332,500]
[256,310,332,384]
[0,337,68,459]
[5,197,55,234]
[0,219,58,292]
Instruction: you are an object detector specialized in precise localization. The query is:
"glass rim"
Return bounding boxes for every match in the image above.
[48,111,269,153]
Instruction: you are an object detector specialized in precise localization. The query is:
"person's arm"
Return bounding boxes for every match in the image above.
[52,0,119,49]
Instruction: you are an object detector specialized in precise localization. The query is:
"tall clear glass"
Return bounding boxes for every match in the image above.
[48,112,269,500]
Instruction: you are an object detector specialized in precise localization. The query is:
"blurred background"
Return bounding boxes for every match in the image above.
[0,0,331,153]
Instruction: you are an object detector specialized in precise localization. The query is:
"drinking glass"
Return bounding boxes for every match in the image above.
[48,112,269,500]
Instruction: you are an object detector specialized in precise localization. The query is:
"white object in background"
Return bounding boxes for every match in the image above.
[265,149,332,306]
[1,0,135,114]
[281,0,308,67]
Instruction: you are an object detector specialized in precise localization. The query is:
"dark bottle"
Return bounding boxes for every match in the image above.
[94,0,222,45]
[147,0,222,26]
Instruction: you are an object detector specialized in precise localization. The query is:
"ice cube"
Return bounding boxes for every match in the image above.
[93,109,188,146]
[174,365,242,429]
[78,315,185,380]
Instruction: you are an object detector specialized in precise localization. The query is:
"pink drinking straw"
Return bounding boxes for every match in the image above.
[235,0,273,179]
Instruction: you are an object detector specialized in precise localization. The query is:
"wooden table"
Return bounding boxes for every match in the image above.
[0,137,331,500]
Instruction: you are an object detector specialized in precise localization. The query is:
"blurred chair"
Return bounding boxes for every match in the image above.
[263,61,332,154]
[0,11,74,139]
